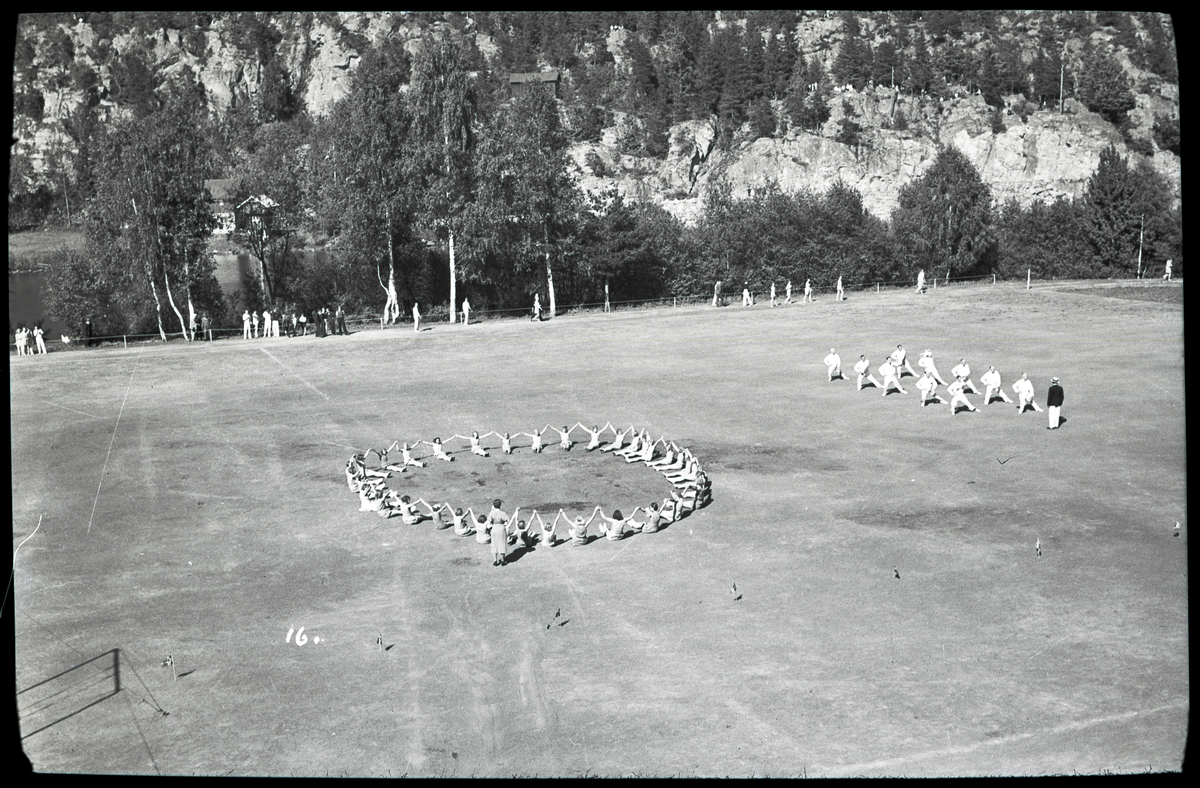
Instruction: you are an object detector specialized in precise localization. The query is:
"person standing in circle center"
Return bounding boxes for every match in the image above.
[1046,377,1064,429]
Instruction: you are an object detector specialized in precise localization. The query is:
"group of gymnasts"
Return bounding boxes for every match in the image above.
[822,344,1048,415]
[342,423,713,567]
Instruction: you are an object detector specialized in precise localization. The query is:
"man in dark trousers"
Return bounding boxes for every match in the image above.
[336,304,348,335]
[1047,377,1064,429]
[85,318,94,347]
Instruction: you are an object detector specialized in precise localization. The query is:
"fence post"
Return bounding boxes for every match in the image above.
[123,335,127,348]
[1027,269,1031,290]
[993,273,996,286]
[876,283,879,293]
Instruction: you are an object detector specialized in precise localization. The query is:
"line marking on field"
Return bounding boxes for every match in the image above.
[35,399,103,419]
[88,347,142,534]
[4,515,43,617]
[259,347,330,400]
[810,701,1187,776]
[325,441,359,451]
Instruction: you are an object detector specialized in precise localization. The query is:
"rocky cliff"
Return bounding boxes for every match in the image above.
[12,12,1180,228]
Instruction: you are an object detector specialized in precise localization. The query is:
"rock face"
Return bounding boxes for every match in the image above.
[572,92,1180,227]
[12,13,1181,229]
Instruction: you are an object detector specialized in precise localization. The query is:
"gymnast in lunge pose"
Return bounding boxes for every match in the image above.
[917,350,949,386]
[949,359,981,394]
[577,423,613,451]
[419,437,455,462]
[523,426,548,453]
[600,424,634,453]
[855,355,883,390]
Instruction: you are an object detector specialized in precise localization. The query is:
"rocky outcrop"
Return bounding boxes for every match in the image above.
[13,12,1182,230]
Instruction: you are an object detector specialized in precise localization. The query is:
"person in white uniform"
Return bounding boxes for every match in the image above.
[243,310,252,339]
[980,366,1013,404]
[916,370,945,406]
[823,348,843,381]
[742,284,752,306]
[803,279,814,302]
[890,344,918,377]
[1012,372,1043,413]
[949,359,980,394]
[855,355,882,390]
[917,349,949,385]
[836,276,845,301]
[878,359,907,396]
[947,377,979,414]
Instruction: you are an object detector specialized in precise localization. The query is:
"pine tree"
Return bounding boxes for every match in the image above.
[905,28,932,94]
[832,13,871,89]
[1077,43,1136,125]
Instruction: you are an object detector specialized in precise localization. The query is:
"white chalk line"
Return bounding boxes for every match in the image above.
[35,399,103,419]
[810,701,1187,776]
[258,347,330,400]
[4,515,43,617]
[88,347,143,534]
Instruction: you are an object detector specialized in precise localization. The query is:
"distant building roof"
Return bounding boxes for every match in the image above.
[508,70,560,84]
[205,179,236,201]
[237,195,279,211]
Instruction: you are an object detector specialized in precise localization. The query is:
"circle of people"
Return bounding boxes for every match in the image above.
[343,424,714,567]
[822,344,1063,427]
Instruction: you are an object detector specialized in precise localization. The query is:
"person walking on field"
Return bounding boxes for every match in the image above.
[803,279,814,302]
[980,366,1014,404]
[412,303,421,333]
[770,282,777,307]
[461,297,471,326]
[34,323,47,354]
[1013,372,1044,414]
[855,355,883,390]
[1163,259,1173,282]
[1046,377,1064,429]
[785,281,792,304]
[916,269,926,294]
[836,276,845,301]
[713,280,722,307]
[532,293,542,322]
[243,310,252,339]
[742,284,752,306]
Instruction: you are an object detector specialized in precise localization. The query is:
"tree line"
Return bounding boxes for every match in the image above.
[21,15,1179,338]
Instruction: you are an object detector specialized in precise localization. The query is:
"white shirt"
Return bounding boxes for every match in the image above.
[917,375,937,394]
[951,363,971,379]
[980,369,1002,388]
[824,353,841,368]
[854,358,870,375]
[947,380,966,397]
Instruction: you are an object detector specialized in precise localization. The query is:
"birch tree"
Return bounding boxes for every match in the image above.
[409,34,478,322]
[86,103,217,341]
[316,43,415,324]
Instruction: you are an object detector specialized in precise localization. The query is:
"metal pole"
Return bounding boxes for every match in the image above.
[1027,269,1031,290]
[1137,214,1144,278]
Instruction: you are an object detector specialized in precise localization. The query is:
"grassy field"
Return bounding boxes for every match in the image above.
[11,280,1187,777]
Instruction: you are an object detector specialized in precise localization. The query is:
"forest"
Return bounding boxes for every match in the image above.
[10,11,1181,338]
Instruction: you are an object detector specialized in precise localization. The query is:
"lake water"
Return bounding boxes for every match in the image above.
[8,253,286,339]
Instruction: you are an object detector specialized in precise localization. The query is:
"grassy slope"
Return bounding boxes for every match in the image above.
[11,281,1187,777]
